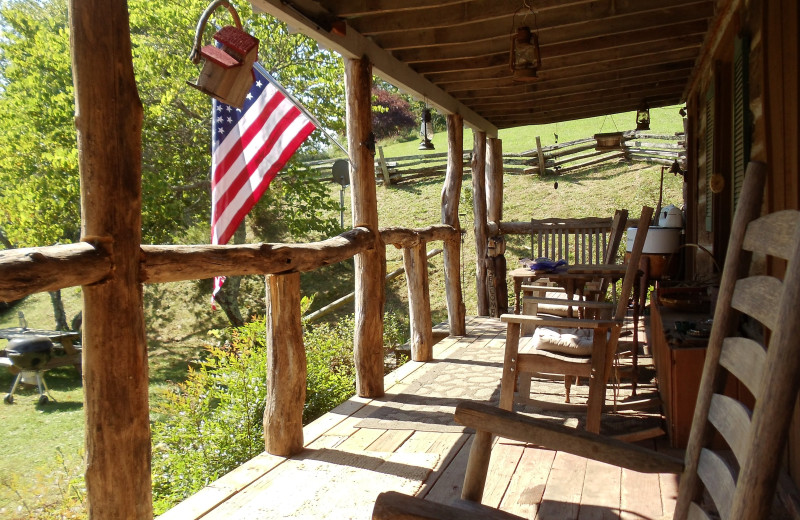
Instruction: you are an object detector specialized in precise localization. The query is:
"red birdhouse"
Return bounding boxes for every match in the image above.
[190,24,259,109]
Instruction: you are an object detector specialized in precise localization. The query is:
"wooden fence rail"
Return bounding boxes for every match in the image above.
[304,131,685,185]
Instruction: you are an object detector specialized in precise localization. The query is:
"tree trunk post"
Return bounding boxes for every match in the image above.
[69,0,151,517]
[442,113,466,335]
[471,130,489,316]
[345,56,385,398]
[264,272,306,456]
[486,138,508,316]
[403,243,433,360]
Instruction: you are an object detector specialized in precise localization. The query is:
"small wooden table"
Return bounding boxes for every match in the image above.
[509,264,628,315]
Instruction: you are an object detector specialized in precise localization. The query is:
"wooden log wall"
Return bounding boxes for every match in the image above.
[264,273,306,456]
[69,0,152,517]
[471,131,489,316]
[345,56,386,398]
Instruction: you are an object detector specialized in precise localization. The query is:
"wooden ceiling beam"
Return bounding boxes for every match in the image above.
[369,0,712,49]
[412,33,705,75]
[427,46,700,84]
[469,80,687,111]
[396,18,709,64]
[250,0,498,136]
[451,72,692,102]
[332,0,472,18]
[476,86,684,118]
[491,94,679,128]
[439,59,695,92]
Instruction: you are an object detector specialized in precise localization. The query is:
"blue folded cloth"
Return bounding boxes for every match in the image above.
[530,257,567,273]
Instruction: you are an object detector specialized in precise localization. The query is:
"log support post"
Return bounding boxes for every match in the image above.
[442,113,466,335]
[70,0,151,517]
[486,138,508,316]
[471,130,489,316]
[403,243,433,360]
[345,56,385,397]
[264,273,306,456]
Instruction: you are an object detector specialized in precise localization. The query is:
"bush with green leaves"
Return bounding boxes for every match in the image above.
[150,311,407,513]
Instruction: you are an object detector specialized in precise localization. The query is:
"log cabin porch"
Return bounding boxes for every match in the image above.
[159,315,679,520]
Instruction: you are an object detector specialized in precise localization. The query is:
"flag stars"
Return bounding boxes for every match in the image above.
[246,92,253,100]
[217,116,223,123]
[227,116,233,124]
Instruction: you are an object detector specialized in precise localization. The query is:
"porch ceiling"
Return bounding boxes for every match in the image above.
[252,0,716,135]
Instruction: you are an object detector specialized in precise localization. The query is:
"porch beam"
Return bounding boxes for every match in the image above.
[345,56,385,397]
[442,113,466,335]
[264,272,306,456]
[471,130,489,316]
[486,138,508,316]
[249,0,497,137]
[69,0,151,517]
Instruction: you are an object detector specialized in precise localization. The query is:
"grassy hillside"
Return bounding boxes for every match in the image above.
[0,108,684,516]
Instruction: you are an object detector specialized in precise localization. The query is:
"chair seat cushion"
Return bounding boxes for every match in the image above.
[532,326,594,356]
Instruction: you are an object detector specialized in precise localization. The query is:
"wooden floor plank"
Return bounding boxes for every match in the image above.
[482,440,526,508]
[397,430,471,498]
[501,445,556,519]
[367,429,415,452]
[536,451,588,520]
[658,472,679,518]
[620,468,664,519]
[423,433,476,505]
[578,459,621,519]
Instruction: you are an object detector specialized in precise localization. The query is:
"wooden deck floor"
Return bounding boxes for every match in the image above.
[158,315,680,520]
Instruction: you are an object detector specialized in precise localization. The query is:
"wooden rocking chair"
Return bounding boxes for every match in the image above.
[373,161,800,520]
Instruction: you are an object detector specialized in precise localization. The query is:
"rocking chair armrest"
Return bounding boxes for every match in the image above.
[500,313,620,329]
[373,491,524,520]
[454,401,684,475]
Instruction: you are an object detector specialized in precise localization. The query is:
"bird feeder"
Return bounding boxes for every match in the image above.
[510,26,541,82]
[636,101,651,131]
[188,0,259,109]
[418,107,435,150]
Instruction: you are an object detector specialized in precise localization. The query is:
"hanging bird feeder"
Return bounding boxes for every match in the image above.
[418,107,435,150]
[188,0,259,109]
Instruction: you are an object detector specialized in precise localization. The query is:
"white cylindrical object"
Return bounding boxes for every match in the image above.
[626,226,681,254]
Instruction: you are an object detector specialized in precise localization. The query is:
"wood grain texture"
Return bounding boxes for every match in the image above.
[442,114,466,335]
[70,0,152,516]
[719,337,765,400]
[264,273,306,456]
[471,130,489,316]
[403,243,433,361]
[706,394,751,467]
[0,242,111,301]
[345,55,385,398]
[696,448,735,519]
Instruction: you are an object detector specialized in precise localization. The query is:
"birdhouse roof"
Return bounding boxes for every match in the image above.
[213,26,259,56]
[199,44,238,69]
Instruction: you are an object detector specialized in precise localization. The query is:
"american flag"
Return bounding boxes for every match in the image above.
[211,67,316,300]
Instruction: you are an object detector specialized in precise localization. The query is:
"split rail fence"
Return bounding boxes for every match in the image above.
[305,131,685,184]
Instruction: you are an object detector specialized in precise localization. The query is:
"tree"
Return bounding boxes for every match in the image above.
[0,0,346,326]
[372,87,416,139]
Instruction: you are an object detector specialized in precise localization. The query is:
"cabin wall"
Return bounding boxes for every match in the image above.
[687,0,800,486]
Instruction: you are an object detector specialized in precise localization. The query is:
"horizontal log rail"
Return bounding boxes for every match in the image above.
[0,224,460,301]
[0,241,112,301]
[487,218,640,237]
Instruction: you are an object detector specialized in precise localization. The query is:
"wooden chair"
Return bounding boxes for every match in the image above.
[521,209,629,320]
[373,161,800,520]
[505,206,652,432]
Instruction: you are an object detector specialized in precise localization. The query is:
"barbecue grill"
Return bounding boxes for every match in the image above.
[3,336,54,405]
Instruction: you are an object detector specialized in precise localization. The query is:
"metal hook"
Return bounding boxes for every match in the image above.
[189,0,243,64]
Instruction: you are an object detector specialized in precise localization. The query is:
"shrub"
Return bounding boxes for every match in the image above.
[150,311,407,513]
[372,87,416,140]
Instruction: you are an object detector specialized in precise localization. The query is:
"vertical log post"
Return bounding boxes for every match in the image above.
[486,138,508,316]
[345,56,385,397]
[471,130,489,316]
[442,113,466,335]
[403,244,433,360]
[70,1,151,517]
[264,273,306,456]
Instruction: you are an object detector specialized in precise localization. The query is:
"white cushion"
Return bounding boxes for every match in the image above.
[533,326,594,356]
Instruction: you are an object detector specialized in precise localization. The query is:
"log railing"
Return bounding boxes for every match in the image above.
[0,223,461,457]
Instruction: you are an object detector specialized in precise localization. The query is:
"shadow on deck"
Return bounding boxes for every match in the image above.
[159,315,680,520]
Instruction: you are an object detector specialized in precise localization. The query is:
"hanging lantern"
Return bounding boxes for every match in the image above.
[188,0,259,109]
[510,26,541,82]
[636,101,651,131]
[418,108,435,150]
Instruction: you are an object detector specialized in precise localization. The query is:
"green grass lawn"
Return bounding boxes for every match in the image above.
[0,106,685,516]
